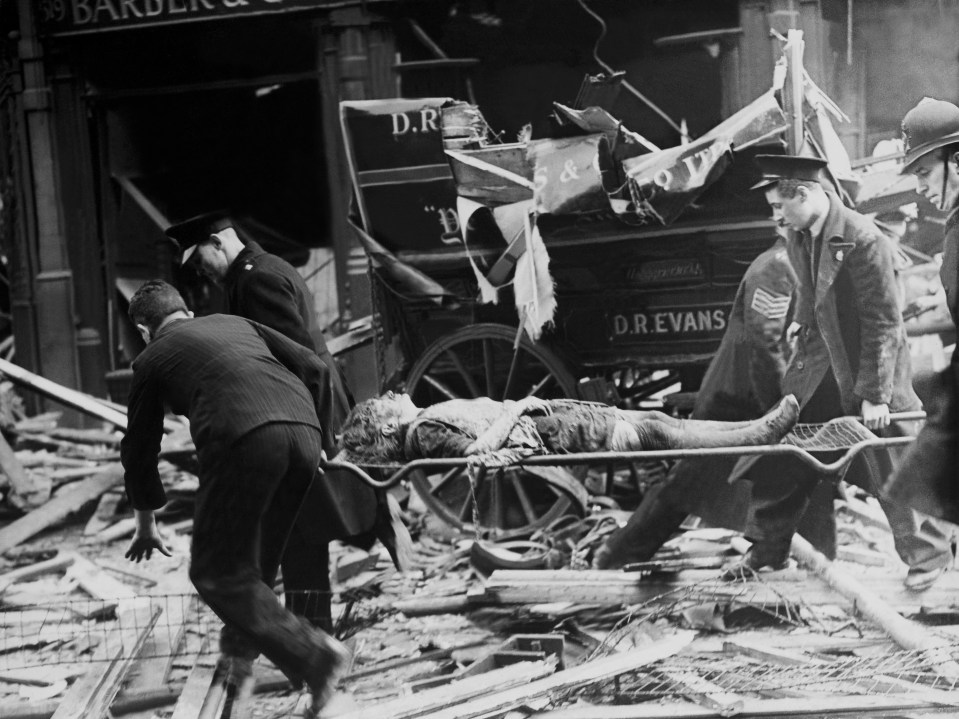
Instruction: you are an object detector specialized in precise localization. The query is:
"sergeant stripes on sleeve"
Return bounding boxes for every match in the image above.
[750,286,791,319]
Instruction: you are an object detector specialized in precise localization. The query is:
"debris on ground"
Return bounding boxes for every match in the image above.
[1,377,959,719]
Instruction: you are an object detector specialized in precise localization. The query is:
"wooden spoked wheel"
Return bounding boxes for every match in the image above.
[404,323,588,539]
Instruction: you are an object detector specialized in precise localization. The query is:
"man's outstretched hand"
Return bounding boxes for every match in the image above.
[125,509,173,563]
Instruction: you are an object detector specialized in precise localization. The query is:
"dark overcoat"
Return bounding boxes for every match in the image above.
[782,194,921,415]
[223,241,382,545]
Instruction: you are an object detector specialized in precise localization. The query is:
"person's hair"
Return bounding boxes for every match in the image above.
[339,398,406,463]
[776,179,819,199]
[128,280,188,333]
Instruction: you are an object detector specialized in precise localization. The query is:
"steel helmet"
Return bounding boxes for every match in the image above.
[900,97,959,174]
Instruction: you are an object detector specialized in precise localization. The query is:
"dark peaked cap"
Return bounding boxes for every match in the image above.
[164,211,234,263]
[751,154,828,190]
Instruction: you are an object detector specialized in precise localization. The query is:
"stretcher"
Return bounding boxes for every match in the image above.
[323,411,926,492]
[321,411,928,540]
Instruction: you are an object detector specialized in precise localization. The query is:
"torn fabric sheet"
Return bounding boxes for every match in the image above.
[456,197,500,304]
[514,213,556,341]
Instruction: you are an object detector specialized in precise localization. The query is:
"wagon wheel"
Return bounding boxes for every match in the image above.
[405,323,587,539]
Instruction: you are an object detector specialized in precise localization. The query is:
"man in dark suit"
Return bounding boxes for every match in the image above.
[121,280,348,717]
[166,212,405,632]
[729,155,953,591]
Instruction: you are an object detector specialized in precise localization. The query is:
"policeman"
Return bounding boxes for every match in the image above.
[166,212,407,632]
[884,98,959,525]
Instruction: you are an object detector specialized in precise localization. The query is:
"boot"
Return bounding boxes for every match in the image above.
[303,634,349,719]
[593,484,689,569]
[721,538,792,580]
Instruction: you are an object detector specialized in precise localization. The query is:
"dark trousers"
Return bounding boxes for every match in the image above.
[746,373,953,571]
[282,525,332,632]
[190,423,328,683]
[600,455,836,566]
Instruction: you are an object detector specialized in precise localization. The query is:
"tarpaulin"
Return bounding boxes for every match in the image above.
[527,134,615,215]
[348,220,458,308]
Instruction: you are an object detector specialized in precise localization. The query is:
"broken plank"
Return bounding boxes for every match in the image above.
[170,652,227,719]
[482,570,801,607]
[0,357,129,429]
[394,594,471,617]
[723,638,810,666]
[0,552,75,594]
[83,491,123,536]
[50,600,160,719]
[67,554,137,600]
[94,558,157,587]
[412,631,695,719]
[338,660,557,719]
[0,465,123,556]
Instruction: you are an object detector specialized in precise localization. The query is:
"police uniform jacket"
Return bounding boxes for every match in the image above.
[883,208,959,521]
[223,241,385,545]
[121,315,366,540]
[224,240,353,403]
[783,193,920,415]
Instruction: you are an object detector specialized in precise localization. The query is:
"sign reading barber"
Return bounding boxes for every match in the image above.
[38,0,334,35]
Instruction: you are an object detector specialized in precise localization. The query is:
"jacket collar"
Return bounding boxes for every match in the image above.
[818,193,846,242]
[947,205,959,234]
[154,315,190,340]
[225,240,266,286]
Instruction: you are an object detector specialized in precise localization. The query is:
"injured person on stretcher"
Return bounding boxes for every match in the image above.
[338,392,800,465]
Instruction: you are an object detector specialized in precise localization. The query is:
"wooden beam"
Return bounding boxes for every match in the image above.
[67,554,137,600]
[337,660,557,719]
[0,465,123,555]
[791,534,959,680]
[0,357,129,429]
[411,632,694,719]
[169,645,224,719]
[0,552,75,594]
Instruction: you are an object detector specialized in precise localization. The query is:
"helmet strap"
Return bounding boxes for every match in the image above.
[942,152,951,210]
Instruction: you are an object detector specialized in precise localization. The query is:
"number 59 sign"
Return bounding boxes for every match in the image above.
[527,134,615,215]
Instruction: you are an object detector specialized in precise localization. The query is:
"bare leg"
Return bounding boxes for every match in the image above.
[622,395,799,450]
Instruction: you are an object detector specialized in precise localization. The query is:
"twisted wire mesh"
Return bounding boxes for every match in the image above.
[0,588,387,673]
[579,643,959,703]
[784,417,878,450]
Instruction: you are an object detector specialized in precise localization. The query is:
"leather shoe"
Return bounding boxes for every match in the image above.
[904,566,947,592]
